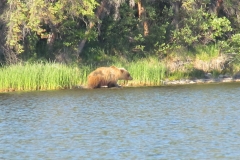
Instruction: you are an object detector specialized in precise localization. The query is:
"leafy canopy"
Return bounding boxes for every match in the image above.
[6,0,98,54]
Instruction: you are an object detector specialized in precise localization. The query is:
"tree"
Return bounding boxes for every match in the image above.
[0,0,8,63]
[78,0,107,55]
[171,0,232,47]
[5,0,98,61]
[2,0,240,64]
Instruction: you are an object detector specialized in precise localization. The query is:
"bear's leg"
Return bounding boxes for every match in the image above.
[107,82,121,88]
[96,84,101,88]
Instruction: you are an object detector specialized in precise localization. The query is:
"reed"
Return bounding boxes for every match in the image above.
[0,57,167,92]
[0,62,84,92]
[116,57,166,86]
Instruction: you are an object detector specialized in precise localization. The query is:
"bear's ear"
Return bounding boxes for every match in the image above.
[120,68,125,73]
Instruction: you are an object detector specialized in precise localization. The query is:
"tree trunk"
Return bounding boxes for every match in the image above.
[171,1,182,30]
[78,0,107,56]
[143,21,149,36]
[138,0,149,36]
[209,0,223,16]
[216,0,223,16]
[138,0,143,18]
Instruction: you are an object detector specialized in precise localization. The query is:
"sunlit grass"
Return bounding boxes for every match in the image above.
[195,44,220,61]
[0,62,85,92]
[112,57,166,86]
[167,71,189,81]
[0,53,226,92]
[0,43,234,92]
[0,57,168,92]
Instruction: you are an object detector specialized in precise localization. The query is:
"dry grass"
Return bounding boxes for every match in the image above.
[194,54,228,72]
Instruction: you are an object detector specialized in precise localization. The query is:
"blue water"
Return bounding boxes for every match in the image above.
[1,83,240,159]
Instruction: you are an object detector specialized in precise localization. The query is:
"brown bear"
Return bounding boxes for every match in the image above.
[87,66,133,89]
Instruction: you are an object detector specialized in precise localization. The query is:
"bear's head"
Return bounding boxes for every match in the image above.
[119,68,133,80]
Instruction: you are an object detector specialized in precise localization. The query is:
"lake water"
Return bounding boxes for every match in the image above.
[1,83,240,159]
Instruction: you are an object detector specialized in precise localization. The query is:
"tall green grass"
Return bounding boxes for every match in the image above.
[0,62,87,92]
[0,57,168,92]
[195,44,220,61]
[114,57,166,86]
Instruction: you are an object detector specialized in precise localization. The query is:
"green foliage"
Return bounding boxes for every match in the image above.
[211,17,232,37]
[143,5,172,51]
[172,7,232,46]
[195,44,220,61]
[218,33,240,69]
[0,62,83,91]
[1,0,240,70]
[98,3,139,52]
[220,34,240,54]
[85,1,172,59]
[5,0,98,55]
[6,1,28,53]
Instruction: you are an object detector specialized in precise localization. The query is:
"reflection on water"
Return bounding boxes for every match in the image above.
[1,83,240,159]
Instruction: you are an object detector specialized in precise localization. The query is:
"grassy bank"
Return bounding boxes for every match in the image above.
[0,46,237,92]
[123,58,166,86]
[0,58,167,92]
[0,63,84,92]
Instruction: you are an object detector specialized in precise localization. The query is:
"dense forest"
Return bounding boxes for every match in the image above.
[0,0,240,67]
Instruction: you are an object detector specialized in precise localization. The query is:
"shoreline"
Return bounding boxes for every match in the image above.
[125,76,240,87]
[1,77,240,93]
[162,77,240,86]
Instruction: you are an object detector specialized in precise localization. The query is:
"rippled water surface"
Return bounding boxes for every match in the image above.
[1,83,240,159]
